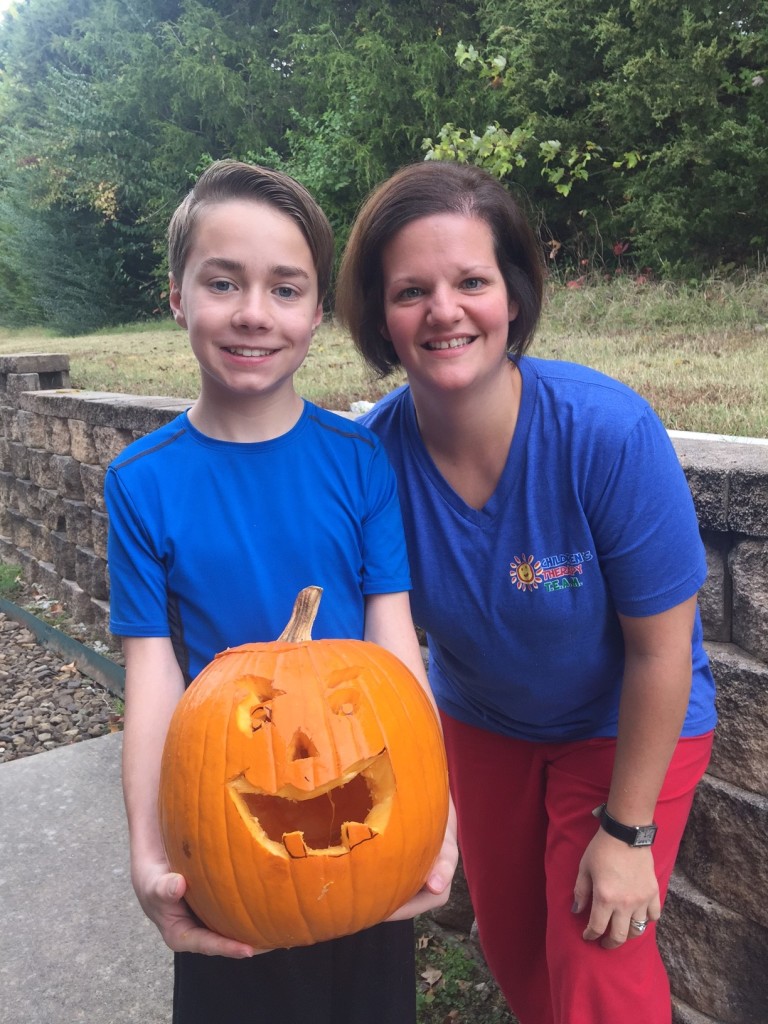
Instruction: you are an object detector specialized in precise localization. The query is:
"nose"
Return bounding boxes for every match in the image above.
[231,288,273,330]
[426,284,462,326]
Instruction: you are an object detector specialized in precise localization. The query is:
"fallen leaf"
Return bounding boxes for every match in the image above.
[421,966,443,988]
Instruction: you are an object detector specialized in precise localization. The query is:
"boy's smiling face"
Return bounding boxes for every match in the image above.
[170,199,323,413]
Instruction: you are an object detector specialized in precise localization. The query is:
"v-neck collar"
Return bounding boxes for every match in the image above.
[401,357,536,527]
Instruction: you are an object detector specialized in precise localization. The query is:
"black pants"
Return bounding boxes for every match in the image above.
[172,920,416,1024]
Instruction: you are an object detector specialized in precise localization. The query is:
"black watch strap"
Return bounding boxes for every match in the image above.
[593,803,658,847]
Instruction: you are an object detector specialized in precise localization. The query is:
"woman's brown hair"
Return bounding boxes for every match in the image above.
[335,161,544,376]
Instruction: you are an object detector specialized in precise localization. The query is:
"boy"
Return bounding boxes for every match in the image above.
[105,160,455,1024]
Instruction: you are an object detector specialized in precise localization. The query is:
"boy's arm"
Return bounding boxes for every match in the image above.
[122,636,256,958]
[363,592,458,915]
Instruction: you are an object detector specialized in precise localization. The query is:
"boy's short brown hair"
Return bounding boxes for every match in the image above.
[336,161,545,377]
[168,160,334,299]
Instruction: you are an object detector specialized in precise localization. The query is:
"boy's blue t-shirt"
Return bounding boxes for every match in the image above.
[361,357,717,742]
[105,402,410,683]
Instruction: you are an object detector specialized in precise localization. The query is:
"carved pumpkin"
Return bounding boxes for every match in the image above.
[158,586,449,949]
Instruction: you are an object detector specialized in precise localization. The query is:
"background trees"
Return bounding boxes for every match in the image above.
[0,0,765,331]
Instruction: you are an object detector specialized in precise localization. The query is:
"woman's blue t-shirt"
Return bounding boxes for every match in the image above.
[362,357,716,742]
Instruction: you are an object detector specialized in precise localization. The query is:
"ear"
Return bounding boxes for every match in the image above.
[312,302,323,332]
[169,273,188,329]
[379,322,392,342]
[508,298,520,323]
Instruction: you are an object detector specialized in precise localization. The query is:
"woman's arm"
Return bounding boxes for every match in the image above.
[573,595,697,948]
[364,591,459,912]
[122,635,256,958]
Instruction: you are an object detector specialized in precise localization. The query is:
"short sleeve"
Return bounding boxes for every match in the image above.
[104,466,171,637]
[587,407,706,616]
[359,439,411,595]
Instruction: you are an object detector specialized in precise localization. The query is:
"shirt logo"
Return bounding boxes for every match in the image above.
[510,550,593,593]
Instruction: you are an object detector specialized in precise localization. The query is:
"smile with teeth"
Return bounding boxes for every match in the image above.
[424,336,475,350]
[227,751,393,859]
[224,345,275,357]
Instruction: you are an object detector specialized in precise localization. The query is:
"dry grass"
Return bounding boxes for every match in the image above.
[0,275,765,437]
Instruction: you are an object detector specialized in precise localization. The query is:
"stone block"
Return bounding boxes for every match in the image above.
[91,509,108,560]
[25,517,50,562]
[34,558,60,595]
[51,453,85,500]
[729,467,768,537]
[705,642,768,794]
[0,438,10,472]
[50,531,77,580]
[27,447,52,489]
[7,373,40,401]
[14,545,37,581]
[660,871,768,1024]
[91,597,113,645]
[8,510,34,549]
[13,478,40,517]
[68,419,98,464]
[672,434,768,536]
[0,403,18,439]
[75,545,109,600]
[62,498,93,549]
[672,1000,721,1024]
[8,441,30,480]
[59,577,96,624]
[699,532,731,642]
[17,410,46,450]
[676,773,767,925]
[80,463,106,511]
[729,540,768,663]
[37,487,66,533]
[0,471,14,510]
[45,414,72,456]
[93,425,135,467]
[0,353,70,375]
[21,389,189,432]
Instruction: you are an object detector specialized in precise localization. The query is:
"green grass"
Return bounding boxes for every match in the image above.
[0,562,22,598]
[416,927,516,1023]
[0,274,765,437]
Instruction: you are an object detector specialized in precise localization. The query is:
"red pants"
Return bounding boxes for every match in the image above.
[441,714,713,1024]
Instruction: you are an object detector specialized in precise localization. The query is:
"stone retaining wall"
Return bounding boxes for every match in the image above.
[0,354,766,1022]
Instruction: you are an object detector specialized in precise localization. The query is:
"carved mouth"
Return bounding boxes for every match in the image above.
[228,751,394,858]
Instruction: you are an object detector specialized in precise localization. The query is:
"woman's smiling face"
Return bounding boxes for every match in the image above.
[381,213,519,396]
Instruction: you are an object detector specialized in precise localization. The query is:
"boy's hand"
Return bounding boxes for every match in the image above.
[133,858,261,958]
[385,804,458,922]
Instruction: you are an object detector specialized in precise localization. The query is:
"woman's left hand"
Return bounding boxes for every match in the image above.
[572,828,662,949]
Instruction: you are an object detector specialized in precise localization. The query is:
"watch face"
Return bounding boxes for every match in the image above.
[635,825,657,847]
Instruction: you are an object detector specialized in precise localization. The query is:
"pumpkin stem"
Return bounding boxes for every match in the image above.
[277,586,323,642]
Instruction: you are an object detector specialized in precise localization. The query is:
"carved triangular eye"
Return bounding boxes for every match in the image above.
[288,729,319,761]
[240,674,286,702]
[235,676,286,734]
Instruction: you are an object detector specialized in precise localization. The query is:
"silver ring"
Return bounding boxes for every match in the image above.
[630,918,649,934]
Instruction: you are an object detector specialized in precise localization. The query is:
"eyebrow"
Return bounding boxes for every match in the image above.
[200,257,310,280]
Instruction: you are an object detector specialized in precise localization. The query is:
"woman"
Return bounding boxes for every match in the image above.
[335,161,716,1024]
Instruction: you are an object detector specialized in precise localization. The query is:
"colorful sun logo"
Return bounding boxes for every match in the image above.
[510,553,543,592]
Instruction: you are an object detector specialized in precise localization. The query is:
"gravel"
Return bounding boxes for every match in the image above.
[0,612,122,764]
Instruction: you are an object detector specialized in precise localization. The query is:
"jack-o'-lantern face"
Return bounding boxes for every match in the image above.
[159,588,449,950]
[227,665,394,859]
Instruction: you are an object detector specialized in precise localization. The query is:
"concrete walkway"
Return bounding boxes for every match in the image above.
[0,732,172,1024]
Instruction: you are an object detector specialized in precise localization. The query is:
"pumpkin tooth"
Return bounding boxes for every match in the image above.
[283,830,308,858]
[341,821,377,850]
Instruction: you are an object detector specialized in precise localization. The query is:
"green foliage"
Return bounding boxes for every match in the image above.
[432,0,768,271]
[0,0,766,331]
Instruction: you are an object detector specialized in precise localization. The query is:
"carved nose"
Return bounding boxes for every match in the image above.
[289,729,319,761]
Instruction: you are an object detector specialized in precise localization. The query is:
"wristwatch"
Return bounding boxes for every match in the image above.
[593,803,658,847]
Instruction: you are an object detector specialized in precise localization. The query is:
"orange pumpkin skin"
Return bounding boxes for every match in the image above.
[158,614,449,949]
